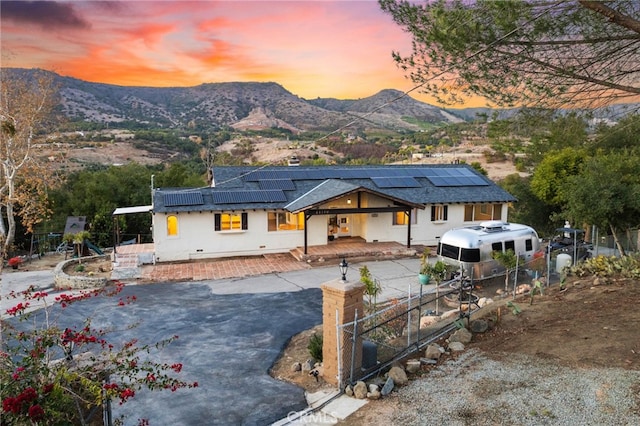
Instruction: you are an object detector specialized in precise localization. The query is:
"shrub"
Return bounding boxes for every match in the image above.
[307,333,323,362]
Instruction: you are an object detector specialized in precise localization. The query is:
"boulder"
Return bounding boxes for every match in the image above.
[353,381,368,399]
[388,366,408,386]
[470,319,489,333]
[420,315,439,328]
[425,343,442,360]
[449,327,472,344]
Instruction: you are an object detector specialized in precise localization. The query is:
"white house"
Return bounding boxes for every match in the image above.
[148,164,516,263]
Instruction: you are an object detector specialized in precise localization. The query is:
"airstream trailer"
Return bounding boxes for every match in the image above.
[437,221,540,280]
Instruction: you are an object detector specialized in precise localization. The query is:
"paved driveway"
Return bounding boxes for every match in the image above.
[2,257,421,425]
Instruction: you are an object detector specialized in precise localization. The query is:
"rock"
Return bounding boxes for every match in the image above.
[470,319,489,333]
[477,297,493,307]
[302,359,314,372]
[420,315,439,328]
[345,384,354,397]
[353,381,368,399]
[367,389,381,400]
[381,377,394,396]
[441,309,460,320]
[448,341,465,352]
[291,362,302,372]
[449,327,472,344]
[405,359,421,374]
[516,284,531,295]
[368,384,379,393]
[425,343,442,360]
[388,366,408,386]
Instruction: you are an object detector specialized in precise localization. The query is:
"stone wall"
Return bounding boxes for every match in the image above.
[53,255,111,290]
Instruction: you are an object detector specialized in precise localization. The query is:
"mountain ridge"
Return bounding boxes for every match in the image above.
[3,68,473,132]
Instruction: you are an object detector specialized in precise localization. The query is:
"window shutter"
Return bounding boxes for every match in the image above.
[443,205,448,221]
[214,213,221,231]
[241,212,248,230]
[431,206,436,221]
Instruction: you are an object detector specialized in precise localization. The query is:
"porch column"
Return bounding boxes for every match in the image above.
[321,277,364,388]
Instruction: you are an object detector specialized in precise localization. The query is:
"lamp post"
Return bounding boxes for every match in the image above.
[339,257,348,281]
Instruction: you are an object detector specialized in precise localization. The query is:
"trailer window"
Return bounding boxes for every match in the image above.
[505,240,515,251]
[525,239,533,251]
[492,242,502,252]
[461,248,481,262]
[439,243,460,260]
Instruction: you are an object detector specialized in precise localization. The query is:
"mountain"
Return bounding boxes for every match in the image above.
[3,68,466,132]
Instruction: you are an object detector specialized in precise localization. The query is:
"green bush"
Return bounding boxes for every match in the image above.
[307,333,323,362]
[74,264,85,272]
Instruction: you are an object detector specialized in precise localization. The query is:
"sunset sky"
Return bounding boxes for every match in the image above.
[1,0,483,106]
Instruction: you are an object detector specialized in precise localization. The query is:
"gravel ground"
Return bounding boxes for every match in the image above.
[350,349,640,425]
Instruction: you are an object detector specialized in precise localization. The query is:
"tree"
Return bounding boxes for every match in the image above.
[379,0,640,108]
[561,151,640,255]
[530,148,587,209]
[0,70,61,258]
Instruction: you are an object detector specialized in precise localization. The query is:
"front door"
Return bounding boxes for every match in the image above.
[337,214,351,238]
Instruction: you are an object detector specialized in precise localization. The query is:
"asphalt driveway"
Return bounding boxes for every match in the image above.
[2,257,421,425]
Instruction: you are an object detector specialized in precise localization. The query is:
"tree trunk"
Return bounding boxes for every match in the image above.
[609,224,627,256]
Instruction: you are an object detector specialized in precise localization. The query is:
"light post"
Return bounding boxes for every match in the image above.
[339,257,348,281]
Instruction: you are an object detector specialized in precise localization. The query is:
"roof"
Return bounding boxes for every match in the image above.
[152,164,517,213]
[113,205,153,215]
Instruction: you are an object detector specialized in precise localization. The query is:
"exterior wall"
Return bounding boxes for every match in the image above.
[151,200,511,262]
[153,211,306,262]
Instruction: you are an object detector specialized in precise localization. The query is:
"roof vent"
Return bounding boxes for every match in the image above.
[479,220,506,232]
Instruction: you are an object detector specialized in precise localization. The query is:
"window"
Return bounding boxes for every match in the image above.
[431,205,448,222]
[215,212,248,231]
[491,242,502,252]
[393,208,418,225]
[464,204,503,222]
[525,239,533,251]
[460,248,480,262]
[438,243,460,260]
[167,215,178,237]
[268,211,305,231]
[505,240,515,252]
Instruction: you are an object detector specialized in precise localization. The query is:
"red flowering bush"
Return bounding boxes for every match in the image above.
[1,281,198,425]
[7,256,22,268]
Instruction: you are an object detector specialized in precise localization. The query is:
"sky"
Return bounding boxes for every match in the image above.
[0,0,477,106]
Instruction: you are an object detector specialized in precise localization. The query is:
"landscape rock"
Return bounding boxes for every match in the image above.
[420,315,439,328]
[388,366,408,386]
[448,341,465,352]
[353,381,368,399]
[425,343,442,360]
[381,377,394,396]
[367,389,381,400]
[302,359,314,372]
[448,327,472,344]
[344,384,353,397]
[470,319,489,333]
[291,362,302,372]
[405,359,421,374]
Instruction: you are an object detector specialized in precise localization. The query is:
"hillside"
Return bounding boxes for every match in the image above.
[4,68,472,133]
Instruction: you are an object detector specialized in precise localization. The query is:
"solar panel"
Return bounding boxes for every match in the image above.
[371,176,421,188]
[212,190,287,204]
[164,192,204,207]
[259,179,296,190]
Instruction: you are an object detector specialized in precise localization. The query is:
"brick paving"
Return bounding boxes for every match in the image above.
[114,241,420,282]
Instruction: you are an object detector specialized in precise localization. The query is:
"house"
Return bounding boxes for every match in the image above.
[148,164,516,263]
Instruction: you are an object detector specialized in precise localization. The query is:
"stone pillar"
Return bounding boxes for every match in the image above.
[321,278,364,388]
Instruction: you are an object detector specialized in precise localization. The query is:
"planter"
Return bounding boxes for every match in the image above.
[418,273,430,285]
